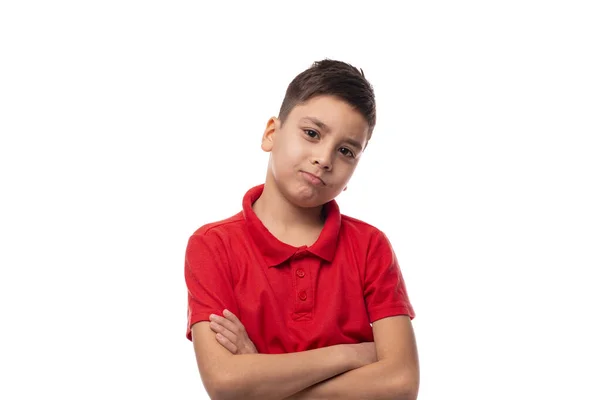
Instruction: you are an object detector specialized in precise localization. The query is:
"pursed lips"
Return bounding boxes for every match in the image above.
[301,171,326,185]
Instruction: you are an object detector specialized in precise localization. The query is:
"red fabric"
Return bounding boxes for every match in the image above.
[185,184,415,353]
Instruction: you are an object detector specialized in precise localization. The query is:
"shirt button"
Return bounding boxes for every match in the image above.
[298,290,307,301]
[296,269,305,278]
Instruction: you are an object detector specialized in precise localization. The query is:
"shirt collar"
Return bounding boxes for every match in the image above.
[242,184,341,267]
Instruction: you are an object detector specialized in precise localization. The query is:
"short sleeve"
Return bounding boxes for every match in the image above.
[364,230,415,323]
[184,232,239,341]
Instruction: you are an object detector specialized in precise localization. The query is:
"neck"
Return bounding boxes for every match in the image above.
[252,176,325,238]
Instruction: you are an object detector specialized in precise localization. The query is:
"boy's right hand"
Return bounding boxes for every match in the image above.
[350,342,378,368]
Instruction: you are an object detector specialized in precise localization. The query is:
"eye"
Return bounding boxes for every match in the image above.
[304,129,319,139]
[339,147,355,158]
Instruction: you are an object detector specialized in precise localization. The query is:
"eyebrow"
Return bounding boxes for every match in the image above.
[300,117,364,152]
[302,117,331,132]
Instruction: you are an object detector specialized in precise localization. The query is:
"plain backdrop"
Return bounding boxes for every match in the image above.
[1,1,599,399]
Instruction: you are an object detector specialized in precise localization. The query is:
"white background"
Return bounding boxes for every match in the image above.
[1,1,599,399]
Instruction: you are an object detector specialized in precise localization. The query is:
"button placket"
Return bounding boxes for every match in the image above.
[292,251,311,313]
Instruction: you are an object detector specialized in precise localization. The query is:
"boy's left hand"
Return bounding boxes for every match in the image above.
[209,309,258,355]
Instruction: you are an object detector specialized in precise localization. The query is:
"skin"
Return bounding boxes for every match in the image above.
[252,94,371,247]
[209,94,373,352]
[198,95,419,398]
[209,309,260,355]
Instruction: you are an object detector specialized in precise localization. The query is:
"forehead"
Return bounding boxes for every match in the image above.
[289,95,370,141]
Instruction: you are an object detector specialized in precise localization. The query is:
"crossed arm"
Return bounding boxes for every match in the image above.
[191,311,419,400]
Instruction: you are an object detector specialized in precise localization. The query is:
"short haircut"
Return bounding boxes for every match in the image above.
[278,59,377,139]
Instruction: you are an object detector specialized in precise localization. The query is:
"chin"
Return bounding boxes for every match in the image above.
[278,181,327,208]
[293,186,339,208]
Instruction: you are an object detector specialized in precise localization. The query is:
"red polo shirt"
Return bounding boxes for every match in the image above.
[185,184,414,353]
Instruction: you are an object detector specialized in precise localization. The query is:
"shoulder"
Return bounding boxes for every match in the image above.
[340,213,387,241]
[190,211,245,238]
[339,213,396,256]
[186,211,246,251]
[185,212,247,272]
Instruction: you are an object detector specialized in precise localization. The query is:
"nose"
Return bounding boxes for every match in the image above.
[310,152,332,171]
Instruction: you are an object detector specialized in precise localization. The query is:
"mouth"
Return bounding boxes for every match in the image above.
[300,171,325,186]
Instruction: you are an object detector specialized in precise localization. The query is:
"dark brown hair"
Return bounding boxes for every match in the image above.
[278,59,376,139]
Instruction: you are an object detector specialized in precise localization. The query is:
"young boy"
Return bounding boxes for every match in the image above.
[184,59,419,400]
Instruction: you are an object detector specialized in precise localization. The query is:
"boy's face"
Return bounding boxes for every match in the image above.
[262,95,370,208]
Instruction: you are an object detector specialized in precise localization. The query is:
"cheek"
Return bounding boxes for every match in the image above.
[274,135,305,164]
[335,162,358,181]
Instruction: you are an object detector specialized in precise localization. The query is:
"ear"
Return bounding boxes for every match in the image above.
[261,117,279,152]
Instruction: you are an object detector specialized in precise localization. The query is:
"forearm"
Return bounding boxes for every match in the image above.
[284,359,418,400]
[213,344,356,400]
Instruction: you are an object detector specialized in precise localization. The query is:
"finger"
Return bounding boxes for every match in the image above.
[210,313,241,335]
[223,309,246,332]
[209,321,238,344]
[223,309,240,323]
[215,333,238,354]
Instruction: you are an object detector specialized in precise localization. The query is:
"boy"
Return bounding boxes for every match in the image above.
[184,59,419,400]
